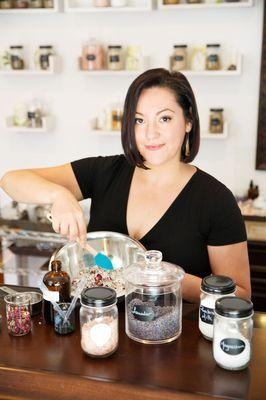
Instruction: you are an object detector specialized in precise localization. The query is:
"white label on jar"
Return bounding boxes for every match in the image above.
[89,323,112,347]
[43,290,59,302]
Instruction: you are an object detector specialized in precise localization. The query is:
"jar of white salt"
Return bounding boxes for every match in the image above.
[199,275,236,340]
[80,287,118,357]
[213,296,253,371]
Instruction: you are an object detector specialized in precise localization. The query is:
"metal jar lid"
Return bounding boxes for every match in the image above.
[201,275,236,295]
[81,287,117,307]
[215,296,253,318]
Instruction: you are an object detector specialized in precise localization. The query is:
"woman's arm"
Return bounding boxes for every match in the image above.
[182,241,251,303]
[0,164,87,243]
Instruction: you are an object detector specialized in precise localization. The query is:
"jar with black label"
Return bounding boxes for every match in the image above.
[206,44,220,70]
[213,297,253,370]
[125,250,184,344]
[10,46,24,70]
[14,0,28,7]
[80,287,118,357]
[82,39,105,71]
[107,45,123,71]
[111,104,123,131]
[171,44,187,71]
[209,108,224,134]
[199,275,236,341]
[38,45,53,70]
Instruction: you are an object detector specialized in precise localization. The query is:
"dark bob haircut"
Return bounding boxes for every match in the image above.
[121,68,200,169]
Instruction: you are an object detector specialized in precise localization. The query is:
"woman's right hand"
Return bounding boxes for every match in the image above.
[49,188,87,245]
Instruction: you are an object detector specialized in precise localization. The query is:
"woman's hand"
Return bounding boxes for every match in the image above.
[49,188,87,245]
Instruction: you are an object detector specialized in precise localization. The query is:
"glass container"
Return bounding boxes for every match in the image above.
[80,287,118,357]
[5,293,32,336]
[171,44,187,71]
[92,0,109,6]
[0,0,13,9]
[37,45,53,70]
[199,275,236,340]
[53,302,76,335]
[43,0,53,7]
[14,0,28,7]
[107,45,123,71]
[10,46,24,70]
[125,46,142,71]
[125,250,184,344]
[82,39,105,71]
[29,0,42,7]
[209,108,224,134]
[206,43,221,70]
[213,296,253,370]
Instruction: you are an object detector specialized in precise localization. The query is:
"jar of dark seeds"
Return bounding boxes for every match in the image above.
[125,250,184,344]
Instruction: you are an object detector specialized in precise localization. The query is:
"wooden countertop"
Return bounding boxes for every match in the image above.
[0,290,265,400]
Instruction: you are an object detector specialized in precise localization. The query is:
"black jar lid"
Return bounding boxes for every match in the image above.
[210,108,224,112]
[81,287,117,307]
[39,45,53,49]
[173,44,187,48]
[201,275,236,295]
[108,45,122,49]
[10,45,23,49]
[206,43,220,48]
[215,296,253,318]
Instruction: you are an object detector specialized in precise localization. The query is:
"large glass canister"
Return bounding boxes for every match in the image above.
[125,250,184,344]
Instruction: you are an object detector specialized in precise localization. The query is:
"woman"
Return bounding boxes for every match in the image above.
[0,68,251,303]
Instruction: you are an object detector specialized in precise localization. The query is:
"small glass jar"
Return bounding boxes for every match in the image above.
[82,39,105,71]
[111,0,127,6]
[111,104,123,131]
[187,0,201,3]
[107,45,123,71]
[43,0,53,7]
[92,0,109,6]
[29,0,42,7]
[125,46,142,71]
[213,297,253,371]
[38,45,53,70]
[171,45,187,71]
[10,46,24,70]
[209,108,224,134]
[206,44,221,70]
[199,275,236,341]
[80,287,118,358]
[14,0,28,7]
[125,250,184,344]
[0,0,13,9]
[53,302,76,335]
[4,293,32,336]
[163,0,179,4]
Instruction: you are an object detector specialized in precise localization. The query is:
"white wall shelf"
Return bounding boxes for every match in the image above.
[0,0,59,13]
[6,117,52,133]
[0,56,57,75]
[157,0,253,11]
[64,0,152,13]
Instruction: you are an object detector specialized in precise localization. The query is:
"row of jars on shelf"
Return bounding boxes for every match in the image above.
[10,99,45,128]
[1,45,54,70]
[0,0,53,8]
[93,104,224,134]
[163,0,242,3]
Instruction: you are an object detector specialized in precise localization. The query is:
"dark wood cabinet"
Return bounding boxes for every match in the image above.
[248,240,266,312]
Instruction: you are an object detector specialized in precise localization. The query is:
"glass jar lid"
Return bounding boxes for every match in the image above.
[215,296,253,318]
[124,250,185,288]
[173,44,187,48]
[210,108,224,112]
[201,275,236,295]
[81,287,117,307]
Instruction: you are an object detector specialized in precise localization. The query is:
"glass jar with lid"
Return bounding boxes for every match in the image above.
[37,45,53,70]
[92,0,110,6]
[199,275,236,341]
[82,39,105,71]
[125,250,184,344]
[209,108,224,134]
[125,46,142,71]
[0,0,13,9]
[213,297,253,370]
[10,46,24,70]
[43,0,53,7]
[29,0,42,7]
[206,44,221,70]
[14,0,29,7]
[107,45,123,71]
[80,287,118,357]
[171,45,187,71]
[163,0,180,4]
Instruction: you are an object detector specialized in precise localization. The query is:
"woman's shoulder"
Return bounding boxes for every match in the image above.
[195,167,231,195]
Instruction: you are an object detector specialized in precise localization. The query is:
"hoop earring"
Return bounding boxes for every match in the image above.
[185,132,190,157]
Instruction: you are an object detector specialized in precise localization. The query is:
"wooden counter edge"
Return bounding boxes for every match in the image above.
[0,365,224,400]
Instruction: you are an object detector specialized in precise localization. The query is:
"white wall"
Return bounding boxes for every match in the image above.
[0,0,265,206]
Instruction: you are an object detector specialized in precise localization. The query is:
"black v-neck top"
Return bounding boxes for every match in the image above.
[71,154,247,278]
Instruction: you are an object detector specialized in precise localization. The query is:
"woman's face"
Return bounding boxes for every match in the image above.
[134,86,191,169]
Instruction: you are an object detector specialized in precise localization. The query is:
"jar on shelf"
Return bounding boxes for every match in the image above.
[43,0,53,7]
[92,0,110,6]
[171,44,187,71]
[213,297,253,371]
[29,0,42,7]
[107,45,123,71]
[82,39,105,71]
[110,0,127,6]
[206,43,221,70]
[36,45,53,70]
[14,0,28,8]
[199,275,236,341]
[10,46,24,70]
[125,46,142,71]
[186,0,201,3]
[111,103,123,131]
[209,108,224,134]
[27,103,42,129]
[163,0,179,4]
[0,0,13,9]
[4,293,32,336]
[125,250,185,344]
[80,287,118,357]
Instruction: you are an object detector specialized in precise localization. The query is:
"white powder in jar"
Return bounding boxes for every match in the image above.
[213,328,251,370]
[81,316,118,357]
